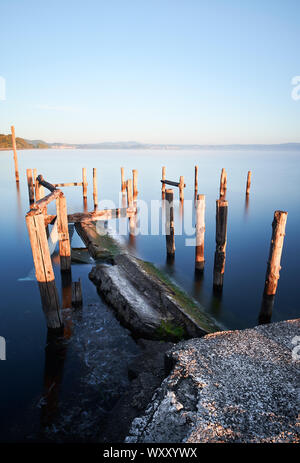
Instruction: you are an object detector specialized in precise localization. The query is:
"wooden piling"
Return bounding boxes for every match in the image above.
[82,167,87,199]
[195,194,205,272]
[165,189,175,255]
[56,195,71,272]
[126,179,133,209]
[195,166,198,193]
[25,212,62,329]
[93,168,98,210]
[162,166,166,194]
[213,199,228,290]
[246,171,251,196]
[263,211,288,296]
[132,169,138,201]
[11,126,19,182]
[219,168,227,198]
[179,176,185,201]
[26,169,35,205]
[121,167,126,193]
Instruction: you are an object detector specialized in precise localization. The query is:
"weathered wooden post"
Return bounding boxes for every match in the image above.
[56,194,71,272]
[26,168,35,205]
[121,167,126,193]
[82,167,87,199]
[213,199,228,290]
[11,126,19,182]
[195,194,205,272]
[132,169,138,201]
[162,166,166,195]
[26,212,63,329]
[259,210,288,323]
[194,166,198,193]
[219,168,227,198]
[246,171,251,196]
[165,189,175,256]
[126,179,133,209]
[93,168,98,210]
[179,176,185,201]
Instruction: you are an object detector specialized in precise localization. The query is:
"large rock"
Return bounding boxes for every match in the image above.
[126,319,300,443]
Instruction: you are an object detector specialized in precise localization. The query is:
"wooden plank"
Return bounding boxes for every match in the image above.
[53,182,83,187]
[195,194,205,272]
[56,195,71,271]
[67,207,136,223]
[36,174,56,192]
[27,189,62,216]
[11,126,19,182]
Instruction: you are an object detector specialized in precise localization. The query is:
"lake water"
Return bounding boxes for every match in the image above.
[0,148,299,441]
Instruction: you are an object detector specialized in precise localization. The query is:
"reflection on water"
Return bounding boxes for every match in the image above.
[0,148,299,441]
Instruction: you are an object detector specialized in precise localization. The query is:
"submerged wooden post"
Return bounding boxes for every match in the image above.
[11,126,19,182]
[165,189,175,256]
[179,176,185,201]
[82,167,87,199]
[26,168,35,205]
[26,212,62,329]
[195,194,205,272]
[56,194,71,272]
[121,167,126,193]
[162,166,166,194]
[219,168,227,198]
[259,210,287,324]
[132,169,138,201]
[194,166,198,193]
[126,179,133,209]
[213,199,228,290]
[246,170,251,196]
[93,168,98,210]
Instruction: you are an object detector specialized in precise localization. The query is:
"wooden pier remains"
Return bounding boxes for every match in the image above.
[259,210,288,323]
[246,171,251,196]
[213,199,228,290]
[165,189,175,256]
[11,126,19,182]
[194,165,198,194]
[219,168,227,199]
[93,167,98,210]
[195,194,205,272]
[161,174,186,201]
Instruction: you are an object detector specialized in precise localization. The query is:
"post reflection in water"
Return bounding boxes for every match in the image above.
[40,329,67,429]
[244,194,250,218]
[258,295,275,325]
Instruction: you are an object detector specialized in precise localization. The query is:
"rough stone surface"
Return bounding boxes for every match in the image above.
[126,319,300,443]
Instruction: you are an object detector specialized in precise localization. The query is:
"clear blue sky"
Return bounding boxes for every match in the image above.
[1,0,300,144]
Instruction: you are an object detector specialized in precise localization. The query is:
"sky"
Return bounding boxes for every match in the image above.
[0,0,300,144]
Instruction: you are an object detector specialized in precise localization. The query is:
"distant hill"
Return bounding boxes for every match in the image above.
[0,134,48,149]
[1,132,300,151]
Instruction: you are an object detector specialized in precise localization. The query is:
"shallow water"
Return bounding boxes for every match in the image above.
[0,148,299,441]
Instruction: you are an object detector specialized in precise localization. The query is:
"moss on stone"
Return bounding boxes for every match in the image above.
[139,260,218,334]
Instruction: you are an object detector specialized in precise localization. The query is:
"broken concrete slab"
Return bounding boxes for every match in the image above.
[76,221,219,341]
[126,319,300,443]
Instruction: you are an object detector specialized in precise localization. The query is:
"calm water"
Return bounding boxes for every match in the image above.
[0,148,299,441]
